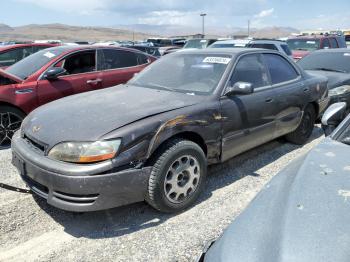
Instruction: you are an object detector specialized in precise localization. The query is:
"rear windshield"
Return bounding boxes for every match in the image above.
[129,53,231,95]
[298,51,350,73]
[6,48,65,80]
[184,39,210,49]
[287,39,320,51]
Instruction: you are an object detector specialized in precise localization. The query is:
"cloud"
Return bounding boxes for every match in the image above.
[254,8,274,18]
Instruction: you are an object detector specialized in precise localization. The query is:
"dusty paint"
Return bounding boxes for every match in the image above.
[344,166,350,172]
[325,152,336,157]
[338,190,350,202]
[297,204,304,210]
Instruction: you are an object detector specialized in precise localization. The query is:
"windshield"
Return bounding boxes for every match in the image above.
[129,53,231,95]
[184,39,209,49]
[298,52,350,73]
[6,48,64,80]
[337,116,350,145]
[287,39,320,51]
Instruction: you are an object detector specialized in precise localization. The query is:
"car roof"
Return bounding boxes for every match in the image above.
[311,48,350,54]
[249,39,286,44]
[0,43,56,51]
[43,44,145,53]
[288,35,341,40]
[212,39,251,44]
[178,47,270,56]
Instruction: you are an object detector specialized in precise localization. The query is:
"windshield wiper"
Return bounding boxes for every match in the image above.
[311,68,346,73]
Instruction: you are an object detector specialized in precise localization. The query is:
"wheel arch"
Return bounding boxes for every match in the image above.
[0,102,27,115]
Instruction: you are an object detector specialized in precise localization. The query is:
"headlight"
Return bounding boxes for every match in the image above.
[48,140,121,163]
[329,85,350,96]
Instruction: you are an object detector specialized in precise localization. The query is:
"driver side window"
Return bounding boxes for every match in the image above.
[230,54,269,89]
[55,50,96,75]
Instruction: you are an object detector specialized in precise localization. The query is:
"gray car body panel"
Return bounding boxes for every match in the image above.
[203,136,350,262]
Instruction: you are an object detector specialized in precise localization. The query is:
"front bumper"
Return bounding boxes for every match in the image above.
[11,132,151,212]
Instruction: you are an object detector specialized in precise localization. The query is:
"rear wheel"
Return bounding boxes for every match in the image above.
[146,139,207,213]
[285,104,316,145]
[0,106,25,149]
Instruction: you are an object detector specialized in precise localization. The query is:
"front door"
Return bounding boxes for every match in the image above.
[220,53,278,161]
[37,49,100,106]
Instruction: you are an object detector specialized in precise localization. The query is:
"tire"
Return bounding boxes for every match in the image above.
[285,104,316,145]
[145,139,207,213]
[0,106,25,149]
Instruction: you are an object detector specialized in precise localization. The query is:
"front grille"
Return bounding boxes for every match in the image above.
[23,134,46,153]
[53,191,99,205]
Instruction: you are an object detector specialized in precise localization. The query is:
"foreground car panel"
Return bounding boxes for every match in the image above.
[12,48,328,212]
[202,113,350,262]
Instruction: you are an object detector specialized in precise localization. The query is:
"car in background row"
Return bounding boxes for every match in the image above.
[126,45,161,58]
[11,48,328,213]
[0,43,57,68]
[200,102,350,262]
[183,39,217,49]
[0,45,156,147]
[298,48,350,112]
[247,39,293,58]
[209,39,251,48]
[209,39,292,58]
[287,34,347,60]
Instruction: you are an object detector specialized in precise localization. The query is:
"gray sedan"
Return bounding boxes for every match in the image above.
[11,48,328,213]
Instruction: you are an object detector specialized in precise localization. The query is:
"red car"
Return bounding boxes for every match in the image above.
[287,34,347,60]
[0,43,57,68]
[0,45,156,147]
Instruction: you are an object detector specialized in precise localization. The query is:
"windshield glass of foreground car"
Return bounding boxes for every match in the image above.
[338,118,350,145]
[287,39,320,51]
[129,53,231,95]
[298,52,350,73]
[6,48,65,80]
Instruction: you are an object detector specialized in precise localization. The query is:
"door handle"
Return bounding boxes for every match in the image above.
[265,98,274,103]
[86,79,102,85]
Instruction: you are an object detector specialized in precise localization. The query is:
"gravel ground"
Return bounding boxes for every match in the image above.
[0,128,324,262]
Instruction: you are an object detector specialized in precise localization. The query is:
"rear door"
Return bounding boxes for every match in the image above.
[97,48,151,88]
[220,53,278,161]
[262,53,306,138]
[36,49,100,106]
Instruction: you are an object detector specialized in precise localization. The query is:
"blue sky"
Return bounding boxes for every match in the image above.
[1,0,349,30]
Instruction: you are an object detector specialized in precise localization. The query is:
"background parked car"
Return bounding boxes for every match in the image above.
[0,43,57,68]
[183,39,217,49]
[126,45,161,58]
[208,39,251,48]
[287,34,347,60]
[247,39,293,58]
[298,48,350,112]
[0,45,156,147]
[200,103,350,262]
[11,48,328,213]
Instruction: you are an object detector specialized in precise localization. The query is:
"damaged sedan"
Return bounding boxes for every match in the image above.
[11,48,328,213]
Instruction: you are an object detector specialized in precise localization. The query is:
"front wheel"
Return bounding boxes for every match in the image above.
[0,106,25,149]
[146,139,207,213]
[285,104,316,145]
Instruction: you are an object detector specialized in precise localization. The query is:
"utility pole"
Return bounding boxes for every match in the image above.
[248,20,250,37]
[200,13,207,38]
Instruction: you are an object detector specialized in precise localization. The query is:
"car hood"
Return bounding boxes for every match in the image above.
[292,50,310,60]
[305,70,350,89]
[0,69,22,83]
[23,85,204,147]
[204,138,350,262]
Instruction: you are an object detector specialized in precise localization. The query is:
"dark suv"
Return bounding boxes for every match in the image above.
[287,34,347,60]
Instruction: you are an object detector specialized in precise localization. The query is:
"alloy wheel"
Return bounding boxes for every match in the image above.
[0,112,23,148]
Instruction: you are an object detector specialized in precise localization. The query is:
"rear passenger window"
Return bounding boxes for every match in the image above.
[329,38,338,48]
[281,45,292,56]
[322,39,331,49]
[230,54,269,89]
[249,43,278,51]
[263,54,299,84]
[100,49,139,70]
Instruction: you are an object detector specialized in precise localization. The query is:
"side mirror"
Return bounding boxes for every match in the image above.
[321,102,347,136]
[225,82,254,96]
[43,67,67,80]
